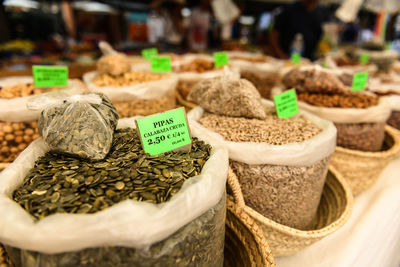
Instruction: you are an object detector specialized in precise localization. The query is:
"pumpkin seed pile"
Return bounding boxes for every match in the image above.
[13,128,211,220]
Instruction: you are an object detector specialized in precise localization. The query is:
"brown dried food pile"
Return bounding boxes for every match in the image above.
[283,68,347,94]
[199,111,321,144]
[177,59,216,73]
[297,92,379,108]
[0,83,59,99]
[188,76,266,119]
[93,72,168,87]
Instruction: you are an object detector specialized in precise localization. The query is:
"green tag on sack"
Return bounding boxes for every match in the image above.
[151,56,171,72]
[291,52,301,64]
[273,89,299,119]
[135,107,192,156]
[213,52,229,68]
[360,53,369,64]
[352,72,368,91]
[33,65,68,87]
[142,48,158,60]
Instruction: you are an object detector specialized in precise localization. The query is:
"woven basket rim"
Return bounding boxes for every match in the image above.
[235,165,353,239]
[175,89,197,109]
[335,125,400,158]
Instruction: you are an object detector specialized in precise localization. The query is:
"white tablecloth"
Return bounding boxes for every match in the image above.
[276,157,400,267]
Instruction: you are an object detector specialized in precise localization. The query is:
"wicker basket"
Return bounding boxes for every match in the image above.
[330,125,400,195]
[0,198,275,267]
[227,166,353,257]
[225,197,275,267]
[175,90,197,111]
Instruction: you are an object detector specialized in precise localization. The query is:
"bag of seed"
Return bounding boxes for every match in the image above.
[298,96,391,151]
[28,93,119,161]
[0,117,228,267]
[188,100,337,230]
[83,71,178,118]
[0,77,86,163]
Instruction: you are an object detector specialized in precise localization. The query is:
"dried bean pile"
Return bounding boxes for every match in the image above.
[0,83,59,98]
[93,72,168,87]
[0,121,40,162]
[297,92,379,108]
[199,111,322,144]
[13,128,211,220]
[240,70,278,99]
[177,59,216,73]
[177,80,198,100]
[388,111,400,130]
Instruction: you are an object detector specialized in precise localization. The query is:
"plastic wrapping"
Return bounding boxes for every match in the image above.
[83,71,178,117]
[35,93,118,160]
[0,77,86,163]
[188,70,266,119]
[0,118,228,264]
[188,100,336,229]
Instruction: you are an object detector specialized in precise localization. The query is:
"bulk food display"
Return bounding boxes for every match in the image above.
[283,66,391,152]
[83,43,178,118]
[0,77,86,163]
[188,73,337,230]
[0,95,228,266]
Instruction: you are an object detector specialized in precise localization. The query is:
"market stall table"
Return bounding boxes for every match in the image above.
[275,157,400,267]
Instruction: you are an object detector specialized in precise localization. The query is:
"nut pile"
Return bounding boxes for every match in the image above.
[283,69,347,94]
[177,80,198,100]
[297,92,379,108]
[92,72,168,87]
[230,56,266,63]
[0,83,59,98]
[177,59,220,73]
[199,110,322,144]
[0,121,40,162]
[240,70,278,99]
[13,128,211,220]
[335,122,386,151]
[113,89,176,117]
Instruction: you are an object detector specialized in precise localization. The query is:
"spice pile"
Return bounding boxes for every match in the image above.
[13,128,211,220]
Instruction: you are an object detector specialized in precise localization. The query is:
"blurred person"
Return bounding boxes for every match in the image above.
[151,0,186,51]
[188,0,211,51]
[268,0,330,60]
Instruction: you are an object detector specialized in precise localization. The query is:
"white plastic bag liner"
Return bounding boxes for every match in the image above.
[83,71,178,101]
[187,99,336,166]
[381,95,400,111]
[0,117,228,253]
[369,76,400,95]
[0,77,86,122]
[298,97,391,124]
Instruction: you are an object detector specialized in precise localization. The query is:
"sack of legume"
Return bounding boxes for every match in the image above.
[187,75,336,230]
[0,76,86,163]
[83,70,178,118]
[0,117,228,267]
[28,93,118,161]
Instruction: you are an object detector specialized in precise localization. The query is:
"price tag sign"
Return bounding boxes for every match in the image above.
[273,89,299,119]
[291,52,301,64]
[142,48,158,60]
[135,107,192,156]
[213,51,228,68]
[385,43,392,50]
[352,72,368,91]
[151,56,171,72]
[33,65,68,87]
[360,53,369,64]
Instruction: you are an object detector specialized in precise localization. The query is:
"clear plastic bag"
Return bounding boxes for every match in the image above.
[36,93,119,160]
[0,118,228,266]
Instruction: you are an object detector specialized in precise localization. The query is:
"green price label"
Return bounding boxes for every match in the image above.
[151,56,171,73]
[352,72,368,91]
[273,89,299,119]
[385,43,392,50]
[135,107,192,156]
[142,48,158,60]
[33,65,68,88]
[360,54,369,64]
[291,52,301,64]
[213,52,229,68]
